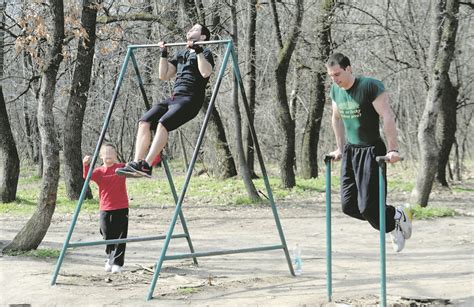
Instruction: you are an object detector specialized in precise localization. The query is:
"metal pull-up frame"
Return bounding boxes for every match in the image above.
[51,39,295,301]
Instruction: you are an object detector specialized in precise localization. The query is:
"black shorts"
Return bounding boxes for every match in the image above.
[139,93,204,132]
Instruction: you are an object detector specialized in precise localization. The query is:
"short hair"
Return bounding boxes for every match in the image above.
[197,23,211,41]
[100,143,116,152]
[326,53,351,69]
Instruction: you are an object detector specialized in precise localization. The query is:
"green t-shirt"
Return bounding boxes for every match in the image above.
[330,76,385,145]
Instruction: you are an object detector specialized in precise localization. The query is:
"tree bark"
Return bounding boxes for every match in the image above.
[202,97,237,179]
[436,75,458,186]
[4,0,64,251]
[300,0,334,179]
[230,0,260,201]
[63,0,99,200]
[411,0,459,206]
[0,1,20,203]
[0,87,20,203]
[244,0,258,178]
[270,0,304,188]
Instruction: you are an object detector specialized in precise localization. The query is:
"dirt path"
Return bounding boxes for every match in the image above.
[1,193,473,306]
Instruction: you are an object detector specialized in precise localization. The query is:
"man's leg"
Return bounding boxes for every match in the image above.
[341,145,365,220]
[145,123,168,166]
[134,121,152,162]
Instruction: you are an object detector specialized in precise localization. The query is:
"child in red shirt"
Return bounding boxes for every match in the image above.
[83,143,129,273]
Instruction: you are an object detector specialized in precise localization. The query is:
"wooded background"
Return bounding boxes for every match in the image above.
[0,0,472,250]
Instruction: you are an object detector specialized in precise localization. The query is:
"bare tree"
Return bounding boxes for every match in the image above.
[300,0,334,179]
[0,0,20,203]
[4,0,65,251]
[243,0,258,178]
[269,0,304,188]
[63,0,100,200]
[229,0,260,200]
[411,0,460,206]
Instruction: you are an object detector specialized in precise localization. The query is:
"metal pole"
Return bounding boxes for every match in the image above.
[162,156,198,265]
[324,155,333,302]
[51,47,133,285]
[230,43,295,277]
[376,156,387,307]
[146,41,233,301]
[129,39,232,49]
[129,51,151,110]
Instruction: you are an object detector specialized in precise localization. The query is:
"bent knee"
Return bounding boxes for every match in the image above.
[138,120,151,129]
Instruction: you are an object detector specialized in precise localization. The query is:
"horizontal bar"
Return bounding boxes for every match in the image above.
[128,39,232,49]
[163,244,285,261]
[68,234,188,248]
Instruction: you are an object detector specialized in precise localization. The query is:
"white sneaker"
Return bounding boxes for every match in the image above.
[397,205,413,239]
[390,223,405,252]
[111,265,122,273]
[104,261,112,272]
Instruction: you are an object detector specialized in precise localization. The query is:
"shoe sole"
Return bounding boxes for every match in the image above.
[134,169,152,178]
[115,168,142,178]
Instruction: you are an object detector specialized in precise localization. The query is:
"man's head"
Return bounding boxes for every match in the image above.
[99,143,118,167]
[326,53,354,89]
[187,23,211,42]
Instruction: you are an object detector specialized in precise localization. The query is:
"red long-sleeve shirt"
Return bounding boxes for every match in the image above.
[83,163,129,211]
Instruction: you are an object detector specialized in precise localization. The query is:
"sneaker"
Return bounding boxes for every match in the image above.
[104,261,112,272]
[115,162,142,178]
[397,205,413,239]
[390,223,406,252]
[116,160,152,178]
[111,265,122,273]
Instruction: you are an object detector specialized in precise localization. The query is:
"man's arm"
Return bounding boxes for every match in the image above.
[330,101,345,160]
[196,53,212,78]
[186,41,212,78]
[373,92,401,163]
[158,41,176,81]
[159,58,176,81]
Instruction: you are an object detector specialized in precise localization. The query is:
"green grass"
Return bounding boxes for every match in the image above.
[3,248,60,258]
[177,286,201,295]
[411,205,456,219]
[3,160,472,216]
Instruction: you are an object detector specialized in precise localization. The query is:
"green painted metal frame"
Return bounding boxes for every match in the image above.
[324,155,390,306]
[51,39,294,301]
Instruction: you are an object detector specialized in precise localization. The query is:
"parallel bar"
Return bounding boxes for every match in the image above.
[163,245,284,261]
[230,45,295,277]
[324,155,333,302]
[51,48,133,286]
[146,41,234,301]
[376,156,387,307]
[68,234,188,248]
[129,39,232,49]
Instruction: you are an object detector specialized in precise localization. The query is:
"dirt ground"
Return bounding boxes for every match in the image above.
[1,187,473,306]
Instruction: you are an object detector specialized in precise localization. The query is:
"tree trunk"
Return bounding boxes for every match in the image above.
[244,0,258,178]
[202,97,237,179]
[0,87,20,203]
[230,0,260,201]
[411,0,459,207]
[63,0,99,200]
[270,0,304,188]
[4,0,64,251]
[0,1,20,203]
[436,76,459,186]
[300,0,334,179]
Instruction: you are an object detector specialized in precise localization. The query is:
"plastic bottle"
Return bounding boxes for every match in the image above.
[293,244,302,275]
